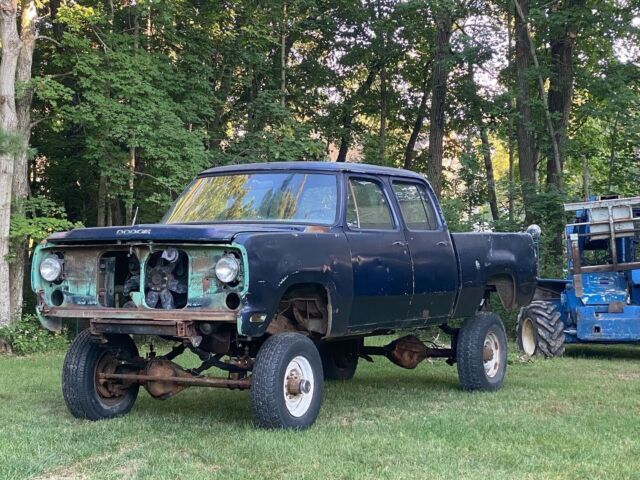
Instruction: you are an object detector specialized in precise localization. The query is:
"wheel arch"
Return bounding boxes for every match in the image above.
[269,277,337,337]
[487,273,517,310]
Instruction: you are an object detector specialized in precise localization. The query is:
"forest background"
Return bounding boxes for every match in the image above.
[0,0,639,329]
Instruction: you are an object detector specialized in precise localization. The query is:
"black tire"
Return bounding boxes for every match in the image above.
[251,333,323,430]
[62,330,140,421]
[319,339,359,380]
[517,301,565,358]
[457,312,508,391]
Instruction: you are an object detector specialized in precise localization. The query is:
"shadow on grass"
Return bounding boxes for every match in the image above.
[130,367,463,423]
[132,389,255,427]
[345,373,460,392]
[565,343,640,360]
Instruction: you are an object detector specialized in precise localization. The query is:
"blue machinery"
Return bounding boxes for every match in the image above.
[518,196,640,357]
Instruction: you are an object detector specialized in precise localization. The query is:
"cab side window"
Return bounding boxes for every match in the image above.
[346,178,395,230]
[392,182,439,230]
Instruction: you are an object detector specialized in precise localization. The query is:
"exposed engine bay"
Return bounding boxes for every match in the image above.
[144,248,189,309]
[97,247,189,309]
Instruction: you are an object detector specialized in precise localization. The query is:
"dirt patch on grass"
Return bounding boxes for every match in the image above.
[170,449,221,474]
[34,444,141,480]
[529,395,573,416]
[35,461,92,480]
[114,459,143,477]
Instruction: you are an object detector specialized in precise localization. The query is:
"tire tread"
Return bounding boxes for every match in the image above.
[517,301,565,358]
[456,312,507,392]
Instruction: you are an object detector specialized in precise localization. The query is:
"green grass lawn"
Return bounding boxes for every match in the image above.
[1,342,639,480]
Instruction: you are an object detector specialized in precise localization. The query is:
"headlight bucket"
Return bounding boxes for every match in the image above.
[215,255,240,283]
[40,255,63,282]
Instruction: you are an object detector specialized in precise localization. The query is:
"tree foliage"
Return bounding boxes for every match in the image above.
[1,0,639,315]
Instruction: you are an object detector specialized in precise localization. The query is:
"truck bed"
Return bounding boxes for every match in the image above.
[450,233,537,318]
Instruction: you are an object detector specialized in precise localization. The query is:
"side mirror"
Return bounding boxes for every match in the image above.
[526,224,542,240]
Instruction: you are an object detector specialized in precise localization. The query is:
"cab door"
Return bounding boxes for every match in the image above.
[343,175,412,330]
[390,179,458,321]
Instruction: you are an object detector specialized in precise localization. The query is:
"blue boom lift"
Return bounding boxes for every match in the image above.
[517,196,640,357]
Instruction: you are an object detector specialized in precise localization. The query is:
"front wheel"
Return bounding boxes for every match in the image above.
[62,330,140,421]
[456,312,508,391]
[250,333,323,430]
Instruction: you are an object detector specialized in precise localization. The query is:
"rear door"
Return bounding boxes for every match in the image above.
[343,175,412,330]
[390,179,458,321]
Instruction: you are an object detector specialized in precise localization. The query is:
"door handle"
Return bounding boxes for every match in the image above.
[392,241,408,247]
[436,241,449,246]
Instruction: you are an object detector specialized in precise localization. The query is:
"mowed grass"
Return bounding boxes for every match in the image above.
[1,341,639,480]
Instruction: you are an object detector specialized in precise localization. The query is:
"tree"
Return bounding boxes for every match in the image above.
[425,5,453,197]
[0,0,38,325]
[513,0,538,223]
[545,0,584,188]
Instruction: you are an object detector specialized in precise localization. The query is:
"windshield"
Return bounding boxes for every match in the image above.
[162,172,338,225]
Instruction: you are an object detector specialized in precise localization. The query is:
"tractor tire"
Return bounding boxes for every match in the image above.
[62,330,140,421]
[457,312,508,391]
[517,301,565,358]
[251,333,323,430]
[319,339,359,381]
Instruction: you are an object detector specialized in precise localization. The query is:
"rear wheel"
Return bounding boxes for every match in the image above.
[517,301,565,358]
[457,312,508,391]
[319,339,359,380]
[62,330,140,420]
[251,333,323,430]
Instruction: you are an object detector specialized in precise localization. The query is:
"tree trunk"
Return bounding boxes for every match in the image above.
[607,112,619,192]
[507,6,515,223]
[9,0,37,322]
[480,127,500,223]
[404,80,430,170]
[546,0,581,188]
[426,13,452,197]
[336,67,379,162]
[0,0,21,326]
[378,65,387,163]
[126,146,135,224]
[336,114,352,163]
[514,0,537,222]
[97,174,107,226]
[280,2,287,107]
[508,116,515,222]
[513,0,561,191]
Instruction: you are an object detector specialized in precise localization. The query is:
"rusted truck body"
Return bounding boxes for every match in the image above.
[33,162,537,429]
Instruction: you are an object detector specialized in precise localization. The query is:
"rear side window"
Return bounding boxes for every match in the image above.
[346,178,395,230]
[392,182,439,230]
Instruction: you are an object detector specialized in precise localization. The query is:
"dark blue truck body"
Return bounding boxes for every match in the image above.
[36,162,537,337]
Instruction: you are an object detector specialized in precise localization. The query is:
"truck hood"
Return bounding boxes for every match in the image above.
[45,223,309,244]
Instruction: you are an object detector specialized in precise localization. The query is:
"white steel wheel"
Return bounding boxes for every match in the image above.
[457,312,508,391]
[251,333,323,429]
[283,355,315,417]
[483,331,501,379]
[520,317,536,356]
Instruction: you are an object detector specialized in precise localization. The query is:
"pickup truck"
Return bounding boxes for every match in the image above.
[32,162,537,429]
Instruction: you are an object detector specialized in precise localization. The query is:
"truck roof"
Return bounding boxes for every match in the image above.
[200,161,426,181]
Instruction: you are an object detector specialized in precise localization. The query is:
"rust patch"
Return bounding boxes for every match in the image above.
[266,314,299,334]
[304,225,329,233]
[142,358,192,399]
[386,335,428,369]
